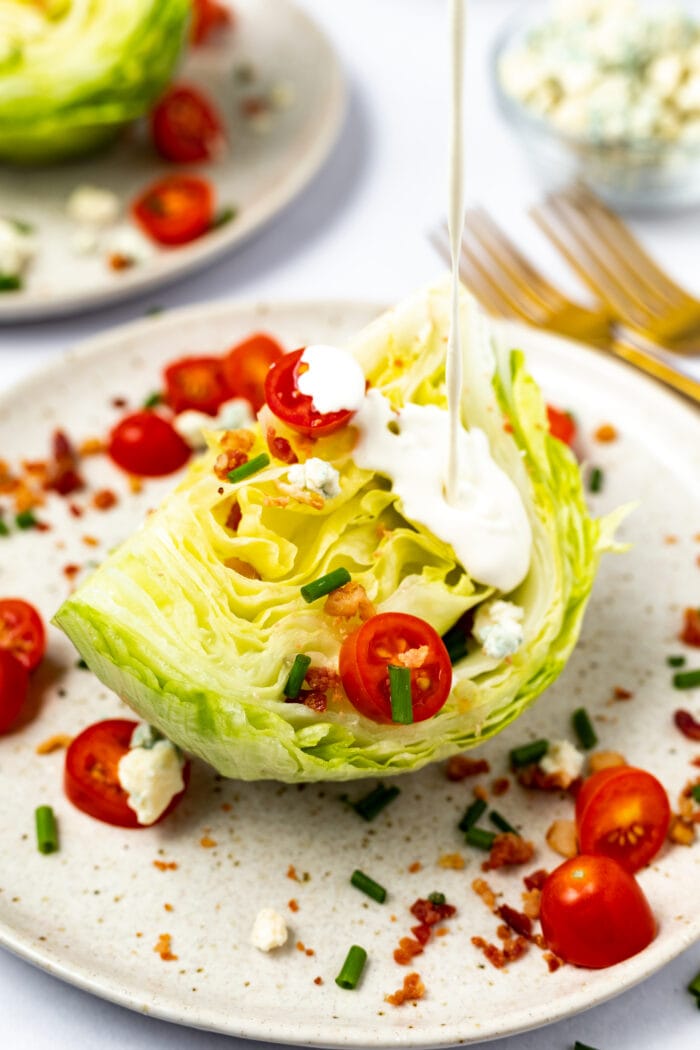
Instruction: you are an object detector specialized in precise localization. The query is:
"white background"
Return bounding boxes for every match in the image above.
[0,1,698,1047]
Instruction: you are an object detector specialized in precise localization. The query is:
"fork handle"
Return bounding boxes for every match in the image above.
[609,336,700,405]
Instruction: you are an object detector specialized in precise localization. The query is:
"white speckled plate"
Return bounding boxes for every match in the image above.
[0,0,345,323]
[0,300,698,1046]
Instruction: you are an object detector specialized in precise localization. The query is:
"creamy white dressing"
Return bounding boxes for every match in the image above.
[297,345,366,414]
[446,0,466,505]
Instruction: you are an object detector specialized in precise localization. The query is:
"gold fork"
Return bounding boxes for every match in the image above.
[429,209,700,404]
[531,186,700,354]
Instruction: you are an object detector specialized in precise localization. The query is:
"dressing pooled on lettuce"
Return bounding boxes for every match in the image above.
[56,284,621,782]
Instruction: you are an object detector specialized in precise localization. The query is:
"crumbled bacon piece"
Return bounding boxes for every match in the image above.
[522,869,549,892]
[266,427,298,464]
[153,933,178,961]
[63,564,80,579]
[78,437,105,457]
[675,709,700,741]
[445,755,490,781]
[668,815,695,845]
[275,482,324,510]
[35,734,73,755]
[410,897,456,925]
[153,860,178,871]
[407,861,422,873]
[287,864,300,881]
[521,888,542,920]
[92,488,117,511]
[225,502,242,531]
[612,685,634,701]
[594,423,618,443]
[109,253,134,271]
[473,784,489,801]
[313,976,323,986]
[200,834,217,848]
[303,692,327,713]
[496,904,532,939]
[680,608,700,647]
[544,952,562,972]
[491,777,510,796]
[288,899,299,913]
[482,833,535,872]
[225,557,260,580]
[393,936,424,965]
[515,763,578,793]
[45,429,84,496]
[324,581,376,622]
[437,852,465,870]
[471,878,498,911]
[410,923,432,946]
[471,933,528,969]
[289,666,342,714]
[215,448,248,480]
[385,972,425,1007]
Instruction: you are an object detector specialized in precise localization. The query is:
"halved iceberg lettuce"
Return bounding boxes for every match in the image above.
[55,284,622,782]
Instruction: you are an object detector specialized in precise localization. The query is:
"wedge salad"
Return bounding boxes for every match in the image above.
[55,282,623,782]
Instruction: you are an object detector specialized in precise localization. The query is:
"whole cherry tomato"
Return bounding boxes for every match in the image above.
[191,0,234,45]
[108,411,191,477]
[264,349,357,436]
[222,333,285,412]
[546,405,576,447]
[151,85,224,164]
[0,598,46,671]
[164,355,230,416]
[132,175,214,246]
[0,648,29,735]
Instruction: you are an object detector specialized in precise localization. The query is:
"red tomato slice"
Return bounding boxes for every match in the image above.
[546,405,576,447]
[540,854,656,968]
[164,355,230,416]
[132,175,214,246]
[0,598,46,671]
[108,411,191,477]
[575,766,671,873]
[0,648,29,735]
[264,349,357,436]
[151,85,224,164]
[222,333,285,412]
[64,719,189,828]
[191,0,233,44]
[339,612,452,724]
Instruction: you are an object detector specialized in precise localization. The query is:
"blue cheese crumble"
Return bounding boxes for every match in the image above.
[473,600,524,659]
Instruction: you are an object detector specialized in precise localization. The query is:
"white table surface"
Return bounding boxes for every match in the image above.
[0,2,698,1047]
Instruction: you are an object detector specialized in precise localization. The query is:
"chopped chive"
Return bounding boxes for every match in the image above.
[35,805,58,854]
[9,217,34,234]
[144,304,164,316]
[388,664,413,724]
[489,810,519,836]
[465,826,496,851]
[0,520,9,537]
[301,567,351,604]
[15,509,37,530]
[691,784,700,804]
[458,797,487,832]
[143,391,163,408]
[227,452,270,484]
[509,739,549,768]
[350,869,387,903]
[442,621,468,664]
[427,891,446,905]
[689,970,700,998]
[588,466,604,493]
[349,783,400,822]
[75,658,89,670]
[673,669,700,690]
[335,945,367,990]
[667,655,686,668]
[284,654,311,699]
[572,706,598,750]
[211,205,238,230]
[573,1043,600,1050]
[0,274,21,292]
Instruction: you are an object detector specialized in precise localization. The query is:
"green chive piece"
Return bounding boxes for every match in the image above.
[689,970,700,998]
[284,654,311,700]
[465,826,496,851]
[301,567,351,604]
[0,520,9,537]
[227,452,270,485]
[35,806,58,854]
[667,655,686,668]
[691,785,700,804]
[573,1043,600,1050]
[442,621,468,664]
[588,466,604,493]
[144,304,164,317]
[388,664,413,724]
[350,869,387,903]
[673,669,700,690]
[0,274,21,292]
[211,205,238,230]
[15,509,37,530]
[75,658,89,670]
[143,391,163,408]
[9,217,34,235]
[335,945,367,990]
[427,892,446,905]
[489,810,519,836]
[509,739,549,768]
[572,706,598,750]
[349,783,400,822]
[458,797,487,832]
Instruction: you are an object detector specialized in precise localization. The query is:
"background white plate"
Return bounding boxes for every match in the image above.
[0,0,345,324]
[0,300,698,1046]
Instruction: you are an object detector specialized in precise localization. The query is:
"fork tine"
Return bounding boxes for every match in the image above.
[427,227,518,318]
[460,225,554,324]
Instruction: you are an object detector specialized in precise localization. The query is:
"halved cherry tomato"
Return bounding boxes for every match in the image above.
[0,598,46,671]
[575,766,671,873]
[108,411,191,477]
[64,719,190,828]
[222,333,285,412]
[164,355,230,416]
[546,405,576,447]
[339,612,452,724]
[264,348,356,436]
[151,85,224,164]
[132,175,214,246]
[0,648,29,735]
[540,854,656,968]
[191,0,234,45]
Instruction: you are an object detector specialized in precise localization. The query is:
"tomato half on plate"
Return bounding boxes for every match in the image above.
[151,85,224,164]
[0,648,29,735]
[164,355,230,416]
[546,405,576,447]
[264,348,357,436]
[108,411,191,477]
[132,175,214,246]
[191,0,234,44]
[222,333,285,412]
[64,719,189,828]
[0,598,46,671]
[575,765,671,873]
[339,612,452,724]
[539,854,656,968]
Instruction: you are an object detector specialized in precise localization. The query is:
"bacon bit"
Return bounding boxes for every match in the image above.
[109,253,134,271]
[680,608,700,647]
[594,423,617,443]
[324,581,376,622]
[515,763,577,793]
[293,666,343,714]
[199,835,217,848]
[544,952,562,972]
[153,860,178,871]
[215,448,248,480]
[92,488,117,512]
[437,852,465,870]
[410,923,432,946]
[78,437,105,457]
[471,877,498,912]
[521,888,542,920]
[225,557,261,580]
[45,430,84,496]
[674,710,700,742]
[111,397,128,409]
[471,933,528,969]
[668,814,696,846]
[482,833,535,872]
[221,428,255,453]
[154,933,178,961]
[288,899,299,913]
[394,935,425,965]
[221,802,232,812]
[473,784,489,801]
[692,757,700,768]
[265,427,298,465]
[225,502,242,531]
[63,564,80,579]
[68,503,83,518]
[664,534,679,545]
[313,976,323,986]
[164,903,173,912]
[446,755,490,781]
[287,864,300,882]
[241,95,269,118]
[35,734,73,755]
[545,819,578,859]
[613,685,634,701]
[306,948,315,957]
[385,972,425,1007]
[82,535,99,547]
[295,940,314,956]
[588,750,627,773]
[410,897,457,925]
[523,868,549,891]
[128,475,143,494]
[491,777,510,796]
[407,861,422,873]
[275,481,325,510]
[497,904,532,939]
